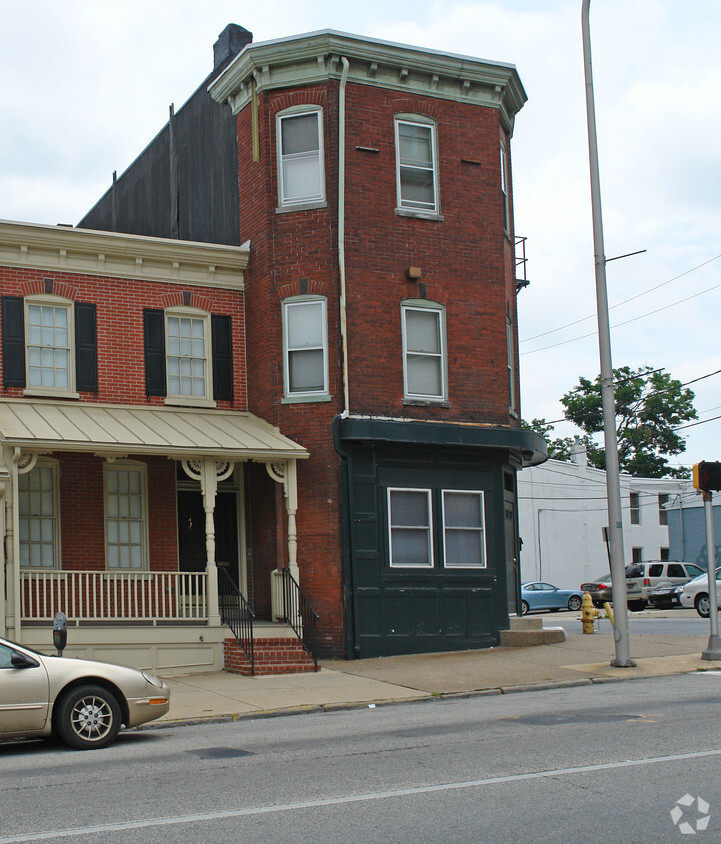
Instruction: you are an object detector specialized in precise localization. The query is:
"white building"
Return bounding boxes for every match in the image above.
[517,440,692,590]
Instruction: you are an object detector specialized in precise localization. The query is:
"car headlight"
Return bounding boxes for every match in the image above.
[142,671,165,687]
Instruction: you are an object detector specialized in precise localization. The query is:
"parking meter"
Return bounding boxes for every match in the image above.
[53,611,67,655]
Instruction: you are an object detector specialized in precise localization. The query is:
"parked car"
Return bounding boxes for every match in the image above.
[677,568,721,618]
[521,582,583,615]
[648,583,683,609]
[0,636,170,749]
[625,561,704,610]
[580,574,614,607]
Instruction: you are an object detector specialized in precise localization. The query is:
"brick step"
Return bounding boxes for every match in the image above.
[224,637,317,676]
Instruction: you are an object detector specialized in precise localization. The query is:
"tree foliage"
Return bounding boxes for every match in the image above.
[524,365,697,478]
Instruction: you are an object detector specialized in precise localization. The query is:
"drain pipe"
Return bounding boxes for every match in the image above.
[338,56,350,415]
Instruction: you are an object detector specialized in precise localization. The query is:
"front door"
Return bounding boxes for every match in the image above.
[177,491,240,587]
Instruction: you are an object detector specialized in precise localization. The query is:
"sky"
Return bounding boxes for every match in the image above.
[1,0,719,471]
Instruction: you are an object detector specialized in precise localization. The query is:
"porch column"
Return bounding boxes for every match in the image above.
[6,448,38,642]
[181,458,234,627]
[267,460,300,622]
[0,447,10,637]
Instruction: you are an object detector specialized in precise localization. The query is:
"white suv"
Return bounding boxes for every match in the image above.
[625,561,704,610]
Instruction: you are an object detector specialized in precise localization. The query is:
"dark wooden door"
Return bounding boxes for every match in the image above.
[177,490,239,586]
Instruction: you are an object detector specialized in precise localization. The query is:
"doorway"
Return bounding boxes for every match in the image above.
[177,490,240,587]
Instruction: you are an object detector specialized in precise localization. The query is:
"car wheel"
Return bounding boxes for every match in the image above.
[521,600,529,616]
[56,685,122,750]
[696,594,711,619]
[567,595,582,612]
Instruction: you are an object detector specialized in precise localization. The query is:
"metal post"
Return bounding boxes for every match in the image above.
[702,491,721,659]
[581,0,635,667]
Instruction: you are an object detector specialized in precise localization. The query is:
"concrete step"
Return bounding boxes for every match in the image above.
[499,619,566,647]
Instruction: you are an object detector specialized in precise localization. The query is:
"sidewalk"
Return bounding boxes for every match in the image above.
[156,613,717,726]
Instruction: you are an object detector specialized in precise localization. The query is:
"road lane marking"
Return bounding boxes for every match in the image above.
[4,748,721,842]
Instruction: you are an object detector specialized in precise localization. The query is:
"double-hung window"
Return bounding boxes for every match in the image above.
[166,311,210,401]
[395,116,439,215]
[402,301,446,401]
[277,108,325,208]
[26,299,72,391]
[630,492,641,525]
[507,317,516,414]
[283,297,328,400]
[105,463,147,570]
[388,489,433,568]
[442,490,486,568]
[500,143,510,233]
[18,461,59,569]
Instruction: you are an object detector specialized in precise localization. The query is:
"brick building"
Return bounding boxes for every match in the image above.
[1,26,545,669]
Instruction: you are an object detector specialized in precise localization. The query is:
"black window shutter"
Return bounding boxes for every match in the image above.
[75,301,98,393]
[212,314,233,401]
[143,309,166,396]
[2,295,26,388]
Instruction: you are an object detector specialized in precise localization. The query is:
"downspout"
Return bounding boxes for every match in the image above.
[338,56,350,415]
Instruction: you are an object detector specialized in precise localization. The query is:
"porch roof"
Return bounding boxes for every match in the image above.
[0,399,308,462]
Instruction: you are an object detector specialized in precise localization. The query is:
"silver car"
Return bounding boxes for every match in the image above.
[0,637,170,749]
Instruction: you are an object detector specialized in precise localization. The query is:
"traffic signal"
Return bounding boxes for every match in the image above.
[692,461,721,492]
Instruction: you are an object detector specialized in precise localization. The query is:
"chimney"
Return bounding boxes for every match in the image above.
[569,436,588,468]
[213,24,253,72]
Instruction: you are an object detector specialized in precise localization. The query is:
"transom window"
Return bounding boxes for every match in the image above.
[395,117,439,214]
[277,109,325,207]
[105,464,147,570]
[166,311,210,401]
[402,302,446,401]
[25,298,72,391]
[283,298,328,399]
[19,462,58,569]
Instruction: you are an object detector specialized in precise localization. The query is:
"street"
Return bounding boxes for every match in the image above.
[3,672,721,843]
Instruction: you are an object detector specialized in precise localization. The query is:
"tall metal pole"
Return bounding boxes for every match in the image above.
[581,0,635,667]
[701,491,721,660]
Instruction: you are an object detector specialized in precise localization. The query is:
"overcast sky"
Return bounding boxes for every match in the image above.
[1,0,719,470]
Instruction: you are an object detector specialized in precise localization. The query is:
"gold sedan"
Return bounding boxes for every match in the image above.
[0,636,170,750]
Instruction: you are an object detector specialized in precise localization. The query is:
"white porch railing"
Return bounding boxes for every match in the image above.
[20,570,208,624]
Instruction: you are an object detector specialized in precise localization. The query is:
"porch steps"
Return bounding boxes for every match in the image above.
[499,616,566,647]
[224,637,317,676]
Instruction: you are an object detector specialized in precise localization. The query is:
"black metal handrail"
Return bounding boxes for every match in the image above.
[279,567,319,671]
[218,567,256,676]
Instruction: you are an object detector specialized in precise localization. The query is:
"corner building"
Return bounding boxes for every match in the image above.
[84,27,546,659]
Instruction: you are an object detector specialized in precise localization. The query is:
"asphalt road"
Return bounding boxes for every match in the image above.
[3,672,721,843]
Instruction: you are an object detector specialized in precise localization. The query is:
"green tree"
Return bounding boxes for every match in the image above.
[525,365,697,478]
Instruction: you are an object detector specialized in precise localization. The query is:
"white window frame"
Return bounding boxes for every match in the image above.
[387,488,434,569]
[658,493,669,526]
[104,461,149,571]
[24,295,76,397]
[276,106,326,209]
[629,492,641,525]
[282,296,329,401]
[506,316,516,414]
[401,301,447,402]
[442,489,487,569]
[18,459,60,570]
[394,115,440,216]
[164,307,214,407]
[500,142,510,233]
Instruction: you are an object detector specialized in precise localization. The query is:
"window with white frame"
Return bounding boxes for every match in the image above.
[105,463,147,570]
[283,297,328,399]
[442,490,486,568]
[658,493,669,526]
[165,310,211,402]
[277,108,325,207]
[402,302,446,401]
[629,492,640,524]
[395,117,439,214]
[506,317,516,414]
[18,462,59,568]
[25,297,73,392]
[500,143,510,232]
[388,488,433,568]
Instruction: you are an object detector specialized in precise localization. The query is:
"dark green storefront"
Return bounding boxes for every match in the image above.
[335,418,546,659]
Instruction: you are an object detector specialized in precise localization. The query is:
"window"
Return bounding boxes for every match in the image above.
[277,108,325,207]
[395,117,439,215]
[660,548,671,562]
[442,490,486,568]
[500,143,510,232]
[283,298,328,400]
[658,494,669,526]
[506,317,516,414]
[26,300,72,390]
[105,463,147,570]
[402,302,446,401]
[388,489,433,568]
[629,492,640,524]
[19,462,59,569]
[632,547,643,563]
[166,312,209,400]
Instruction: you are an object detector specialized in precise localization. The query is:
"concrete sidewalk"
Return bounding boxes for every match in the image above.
[155,614,719,726]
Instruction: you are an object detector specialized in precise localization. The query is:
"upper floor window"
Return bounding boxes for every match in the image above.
[282,297,329,401]
[629,492,641,525]
[500,143,510,232]
[395,116,439,215]
[1,295,98,396]
[658,494,670,526]
[401,301,446,402]
[19,460,59,569]
[277,108,325,208]
[143,308,233,406]
[506,316,516,414]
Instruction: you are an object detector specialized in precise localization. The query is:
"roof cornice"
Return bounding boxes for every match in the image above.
[209,29,526,134]
[0,219,249,290]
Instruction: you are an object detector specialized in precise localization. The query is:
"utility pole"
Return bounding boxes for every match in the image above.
[581,0,635,667]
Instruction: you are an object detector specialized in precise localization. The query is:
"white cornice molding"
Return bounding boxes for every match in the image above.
[209,29,527,134]
[0,220,249,290]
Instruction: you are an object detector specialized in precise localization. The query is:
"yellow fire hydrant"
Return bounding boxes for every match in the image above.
[581,592,599,634]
